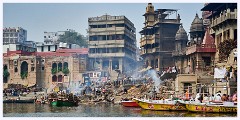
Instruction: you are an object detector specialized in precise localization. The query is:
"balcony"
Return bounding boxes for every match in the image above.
[186,44,216,55]
[211,11,237,28]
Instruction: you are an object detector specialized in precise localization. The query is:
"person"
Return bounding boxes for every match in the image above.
[214,94,222,102]
[232,91,237,102]
[203,94,209,103]
[221,94,227,101]
[185,90,190,100]
[190,93,195,101]
[209,94,214,102]
[195,93,201,103]
[233,49,237,62]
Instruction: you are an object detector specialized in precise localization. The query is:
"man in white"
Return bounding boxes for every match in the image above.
[195,93,201,103]
[214,91,222,101]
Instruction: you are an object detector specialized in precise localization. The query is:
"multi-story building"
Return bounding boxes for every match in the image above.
[3,48,88,92]
[201,3,237,64]
[3,27,27,44]
[139,3,181,72]
[173,14,216,94]
[88,14,137,77]
[173,3,237,96]
[3,52,41,89]
[3,27,36,53]
[201,3,237,95]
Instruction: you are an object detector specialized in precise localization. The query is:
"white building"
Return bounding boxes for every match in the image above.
[3,27,27,44]
[36,42,81,52]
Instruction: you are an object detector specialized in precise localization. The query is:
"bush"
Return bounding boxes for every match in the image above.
[51,68,57,74]
[62,67,69,75]
[3,69,10,78]
[21,71,28,79]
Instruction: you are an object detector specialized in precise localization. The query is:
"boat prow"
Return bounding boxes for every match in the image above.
[121,100,139,107]
[133,98,186,111]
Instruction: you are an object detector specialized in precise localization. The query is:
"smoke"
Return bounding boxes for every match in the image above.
[147,69,162,93]
[68,82,85,95]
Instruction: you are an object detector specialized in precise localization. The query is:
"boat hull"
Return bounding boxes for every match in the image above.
[185,103,237,113]
[3,99,35,103]
[134,99,186,111]
[121,101,139,107]
[51,100,78,107]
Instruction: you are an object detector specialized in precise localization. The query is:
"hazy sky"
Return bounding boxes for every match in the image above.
[3,3,204,47]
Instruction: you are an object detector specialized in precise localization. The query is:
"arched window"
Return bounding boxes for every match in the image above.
[63,62,68,69]
[58,75,62,82]
[58,62,62,72]
[52,75,57,82]
[14,67,18,72]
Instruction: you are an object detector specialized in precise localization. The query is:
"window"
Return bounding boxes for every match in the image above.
[31,67,35,71]
[44,36,46,38]
[184,83,192,93]
[42,67,44,70]
[202,57,211,67]
[14,67,18,72]
[48,46,50,51]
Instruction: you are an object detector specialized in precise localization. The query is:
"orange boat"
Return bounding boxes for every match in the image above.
[121,100,139,107]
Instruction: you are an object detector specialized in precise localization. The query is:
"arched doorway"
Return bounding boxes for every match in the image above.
[20,61,28,79]
[3,65,9,83]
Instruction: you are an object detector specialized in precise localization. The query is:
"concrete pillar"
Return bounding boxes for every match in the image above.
[230,28,234,40]
[109,59,112,71]
[119,58,123,72]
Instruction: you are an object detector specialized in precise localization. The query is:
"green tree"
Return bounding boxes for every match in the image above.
[21,71,28,79]
[3,69,10,78]
[218,39,237,61]
[62,67,69,75]
[58,31,87,47]
[51,68,57,74]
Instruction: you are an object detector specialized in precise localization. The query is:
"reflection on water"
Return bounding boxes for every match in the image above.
[3,103,237,117]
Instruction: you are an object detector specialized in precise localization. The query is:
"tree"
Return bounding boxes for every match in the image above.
[218,39,237,61]
[3,69,10,78]
[58,31,87,47]
[62,67,69,75]
[51,68,57,74]
[21,71,28,79]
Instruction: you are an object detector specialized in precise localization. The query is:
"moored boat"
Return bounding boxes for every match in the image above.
[3,99,35,103]
[185,102,237,113]
[121,100,139,107]
[51,99,78,107]
[133,98,187,111]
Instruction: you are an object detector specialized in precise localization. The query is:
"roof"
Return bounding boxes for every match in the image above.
[202,28,215,45]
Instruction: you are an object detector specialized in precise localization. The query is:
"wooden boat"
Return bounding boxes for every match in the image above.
[121,100,139,107]
[3,99,35,103]
[133,98,187,111]
[185,102,237,113]
[51,99,78,107]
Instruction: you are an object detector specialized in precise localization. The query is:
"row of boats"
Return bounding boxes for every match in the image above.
[121,98,237,113]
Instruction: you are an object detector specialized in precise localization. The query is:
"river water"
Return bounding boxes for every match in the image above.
[3,103,237,117]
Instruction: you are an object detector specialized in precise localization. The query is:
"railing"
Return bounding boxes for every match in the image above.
[186,44,216,55]
[211,11,237,27]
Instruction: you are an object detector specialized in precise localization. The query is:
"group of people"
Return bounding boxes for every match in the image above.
[191,91,237,103]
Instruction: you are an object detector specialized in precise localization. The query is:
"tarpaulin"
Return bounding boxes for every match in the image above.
[214,67,227,79]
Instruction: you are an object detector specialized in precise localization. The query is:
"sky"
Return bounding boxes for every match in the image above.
[3,3,205,47]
